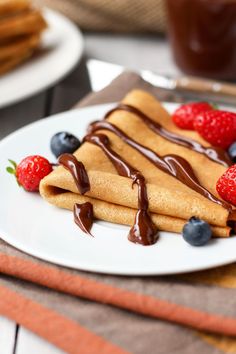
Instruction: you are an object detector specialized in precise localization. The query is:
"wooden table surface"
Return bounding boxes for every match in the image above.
[0,33,179,354]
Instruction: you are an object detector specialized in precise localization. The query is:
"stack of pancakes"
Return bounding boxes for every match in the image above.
[0,0,47,75]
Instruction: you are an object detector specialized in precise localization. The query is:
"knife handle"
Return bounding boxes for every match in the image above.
[175,76,236,98]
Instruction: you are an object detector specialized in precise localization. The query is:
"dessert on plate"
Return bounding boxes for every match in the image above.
[39,90,236,245]
[0,0,47,75]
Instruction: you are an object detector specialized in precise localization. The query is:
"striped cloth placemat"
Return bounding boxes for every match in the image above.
[0,72,235,354]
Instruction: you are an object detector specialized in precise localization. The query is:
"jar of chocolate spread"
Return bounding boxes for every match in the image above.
[166,0,236,79]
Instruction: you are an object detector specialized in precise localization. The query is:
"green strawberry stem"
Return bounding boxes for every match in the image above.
[6,166,15,174]
[211,103,218,110]
[6,159,17,175]
[6,159,20,186]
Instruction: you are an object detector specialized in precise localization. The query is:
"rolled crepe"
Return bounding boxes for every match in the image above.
[40,90,236,237]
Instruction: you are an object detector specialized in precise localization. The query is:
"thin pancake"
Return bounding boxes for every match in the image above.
[41,186,231,237]
[40,90,235,237]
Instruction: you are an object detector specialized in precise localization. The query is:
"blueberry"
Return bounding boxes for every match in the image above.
[50,132,81,158]
[182,216,212,246]
[228,141,236,163]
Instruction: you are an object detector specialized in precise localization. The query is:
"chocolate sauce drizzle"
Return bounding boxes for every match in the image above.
[58,154,93,235]
[84,133,158,245]
[104,104,231,168]
[74,202,94,236]
[58,102,233,244]
[88,120,231,211]
[58,153,90,194]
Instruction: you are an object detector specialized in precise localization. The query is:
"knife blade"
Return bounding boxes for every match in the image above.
[87,59,236,105]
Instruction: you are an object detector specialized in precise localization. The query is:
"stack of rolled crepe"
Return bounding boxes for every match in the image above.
[40,90,236,238]
[0,0,47,75]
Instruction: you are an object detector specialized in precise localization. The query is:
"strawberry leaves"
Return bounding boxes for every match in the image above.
[6,159,20,186]
[6,159,17,175]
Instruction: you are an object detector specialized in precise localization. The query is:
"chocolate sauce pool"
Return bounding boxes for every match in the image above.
[74,202,94,236]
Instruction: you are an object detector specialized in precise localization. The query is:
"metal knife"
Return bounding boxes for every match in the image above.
[87,59,236,105]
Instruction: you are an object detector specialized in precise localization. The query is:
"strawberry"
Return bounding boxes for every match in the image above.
[194,110,236,149]
[172,102,213,130]
[7,155,52,192]
[216,165,236,206]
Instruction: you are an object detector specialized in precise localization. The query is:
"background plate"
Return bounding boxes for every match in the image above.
[0,8,84,108]
[0,103,235,275]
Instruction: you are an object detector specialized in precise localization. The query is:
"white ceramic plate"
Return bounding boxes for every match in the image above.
[0,103,235,275]
[0,8,83,108]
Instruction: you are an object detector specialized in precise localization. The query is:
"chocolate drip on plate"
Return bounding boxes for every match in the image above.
[105,104,231,167]
[88,121,231,211]
[74,202,94,236]
[128,210,157,245]
[58,153,90,195]
[129,174,157,245]
[84,133,158,245]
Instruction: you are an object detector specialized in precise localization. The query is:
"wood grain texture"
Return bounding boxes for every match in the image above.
[0,316,16,354]
[16,327,66,354]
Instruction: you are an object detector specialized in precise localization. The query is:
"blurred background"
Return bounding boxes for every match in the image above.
[2,0,236,136]
[36,0,236,80]
[35,0,174,77]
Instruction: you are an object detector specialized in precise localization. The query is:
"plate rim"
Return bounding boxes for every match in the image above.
[0,8,84,108]
[0,102,235,276]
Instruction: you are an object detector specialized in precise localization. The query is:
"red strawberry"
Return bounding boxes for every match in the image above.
[172,102,213,130]
[194,110,236,149]
[7,155,52,192]
[216,165,236,206]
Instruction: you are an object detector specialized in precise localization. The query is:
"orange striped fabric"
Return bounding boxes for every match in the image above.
[0,283,129,354]
[0,252,236,337]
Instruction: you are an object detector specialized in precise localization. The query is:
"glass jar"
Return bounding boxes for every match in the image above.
[166,0,236,79]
